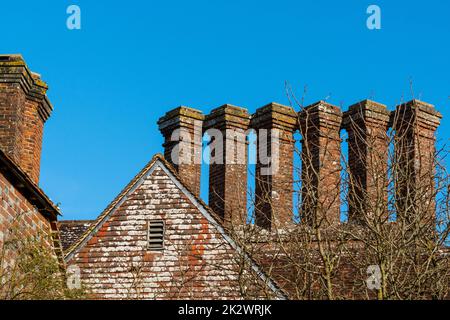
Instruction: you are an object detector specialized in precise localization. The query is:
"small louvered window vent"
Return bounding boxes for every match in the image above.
[148,220,165,251]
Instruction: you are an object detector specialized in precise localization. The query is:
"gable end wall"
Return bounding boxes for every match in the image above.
[67,164,275,299]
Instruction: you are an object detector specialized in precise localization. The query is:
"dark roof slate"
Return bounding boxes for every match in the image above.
[58,220,93,251]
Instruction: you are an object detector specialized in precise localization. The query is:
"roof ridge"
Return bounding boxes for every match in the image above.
[58,220,94,224]
[63,153,287,299]
[64,153,223,258]
[64,154,162,257]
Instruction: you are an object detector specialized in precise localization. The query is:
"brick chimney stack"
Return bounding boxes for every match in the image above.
[299,101,342,227]
[343,100,390,223]
[203,104,250,227]
[392,100,441,223]
[251,103,298,229]
[0,54,53,184]
[158,107,204,196]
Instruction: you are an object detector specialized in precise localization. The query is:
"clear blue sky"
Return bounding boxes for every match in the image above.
[1,0,449,220]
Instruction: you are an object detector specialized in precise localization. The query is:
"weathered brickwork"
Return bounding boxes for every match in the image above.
[0,82,25,162]
[0,55,53,184]
[299,101,342,226]
[0,152,62,271]
[0,55,61,273]
[251,103,298,229]
[158,107,204,197]
[65,156,282,299]
[343,100,390,223]
[0,172,52,245]
[61,97,445,299]
[2,55,445,299]
[203,105,250,228]
[155,99,441,231]
[392,100,442,223]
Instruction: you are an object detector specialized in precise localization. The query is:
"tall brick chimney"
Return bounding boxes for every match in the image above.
[203,104,250,227]
[0,54,53,184]
[343,100,390,223]
[158,107,204,196]
[251,103,298,229]
[299,101,342,227]
[392,100,441,223]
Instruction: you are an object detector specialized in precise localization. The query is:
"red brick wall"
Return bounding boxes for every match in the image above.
[20,99,45,184]
[0,55,51,185]
[158,107,204,197]
[204,105,250,228]
[0,83,26,164]
[393,100,442,223]
[0,172,53,260]
[343,100,390,223]
[299,101,342,226]
[252,103,298,229]
[0,85,46,185]
[66,165,262,299]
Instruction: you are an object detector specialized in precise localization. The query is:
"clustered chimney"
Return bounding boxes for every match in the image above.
[343,100,390,223]
[158,98,441,230]
[251,103,297,229]
[0,55,440,233]
[392,100,442,223]
[203,105,250,227]
[0,54,53,184]
[299,101,342,226]
[158,107,204,196]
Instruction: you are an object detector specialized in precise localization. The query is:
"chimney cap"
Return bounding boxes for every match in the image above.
[0,54,24,62]
[392,99,442,129]
[299,100,342,130]
[0,54,52,120]
[204,104,250,130]
[301,100,342,114]
[346,99,389,114]
[342,99,390,128]
[251,102,298,130]
[158,106,204,122]
[0,54,48,88]
[395,99,442,118]
[208,104,249,117]
[258,102,296,113]
[158,106,204,132]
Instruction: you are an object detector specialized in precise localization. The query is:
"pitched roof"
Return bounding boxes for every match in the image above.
[58,220,93,251]
[63,153,287,299]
